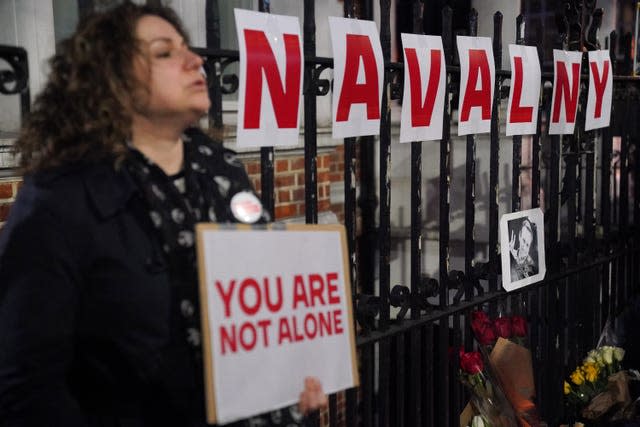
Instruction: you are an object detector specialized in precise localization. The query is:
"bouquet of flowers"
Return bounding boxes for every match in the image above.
[564,345,629,424]
[471,310,542,427]
[459,348,518,427]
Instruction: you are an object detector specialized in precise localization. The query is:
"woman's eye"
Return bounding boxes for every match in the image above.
[155,51,172,58]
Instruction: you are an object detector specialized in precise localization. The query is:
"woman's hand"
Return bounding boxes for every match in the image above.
[298,377,328,415]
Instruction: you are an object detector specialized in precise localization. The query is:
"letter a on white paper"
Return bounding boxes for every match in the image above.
[329,17,383,139]
[457,36,495,136]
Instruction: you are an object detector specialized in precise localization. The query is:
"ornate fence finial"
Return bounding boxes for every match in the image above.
[555,8,569,50]
[566,0,582,51]
[0,46,29,96]
[516,14,525,45]
[441,6,453,63]
[468,8,478,37]
[493,12,503,69]
[585,8,604,51]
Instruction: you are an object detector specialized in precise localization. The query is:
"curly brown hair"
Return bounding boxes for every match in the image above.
[15,1,189,173]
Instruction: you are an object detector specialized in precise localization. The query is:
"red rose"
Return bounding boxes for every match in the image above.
[511,315,528,337]
[494,316,512,338]
[460,351,484,375]
[471,318,496,345]
[471,310,489,323]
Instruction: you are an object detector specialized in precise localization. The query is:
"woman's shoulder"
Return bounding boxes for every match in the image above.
[8,158,131,227]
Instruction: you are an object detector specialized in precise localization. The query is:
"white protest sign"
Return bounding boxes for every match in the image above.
[585,50,613,131]
[506,45,541,136]
[399,34,446,143]
[500,208,546,292]
[196,224,358,424]
[457,36,495,136]
[549,49,583,135]
[329,17,383,139]
[235,9,303,148]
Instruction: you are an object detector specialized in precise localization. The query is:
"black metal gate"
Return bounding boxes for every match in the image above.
[2,0,640,425]
[195,1,640,425]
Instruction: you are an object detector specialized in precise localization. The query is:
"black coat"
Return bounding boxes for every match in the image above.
[0,133,303,427]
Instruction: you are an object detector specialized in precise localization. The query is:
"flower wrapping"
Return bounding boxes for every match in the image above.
[488,338,541,427]
[563,345,629,425]
[459,348,518,427]
[581,371,630,421]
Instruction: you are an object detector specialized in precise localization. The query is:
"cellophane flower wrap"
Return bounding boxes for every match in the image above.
[459,348,518,427]
[563,345,630,424]
[471,310,543,427]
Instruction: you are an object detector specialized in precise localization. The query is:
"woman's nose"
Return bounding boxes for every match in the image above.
[185,49,204,69]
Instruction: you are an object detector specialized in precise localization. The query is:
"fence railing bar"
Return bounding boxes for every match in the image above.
[619,104,630,230]
[378,1,393,425]
[464,8,478,308]
[423,324,435,427]
[193,42,640,83]
[409,0,424,424]
[303,0,318,225]
[379,0,392,328]
[205,0,223,132]
[391,334,406,427]
[257,0,275,219]
[488,11,502,295]
[439,5,453,311]
[531,70,547,210]
[356,246,638,345]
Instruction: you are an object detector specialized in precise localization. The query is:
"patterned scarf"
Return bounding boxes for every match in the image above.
[124,131,306,426]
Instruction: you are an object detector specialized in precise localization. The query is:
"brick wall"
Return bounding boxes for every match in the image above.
[244,147,345,222]
[0,146,346,227]
[0,179,20,228]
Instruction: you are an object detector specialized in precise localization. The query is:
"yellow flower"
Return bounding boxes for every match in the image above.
[582,363,599,382]
[571,369,585,385]
[564,381,571,395]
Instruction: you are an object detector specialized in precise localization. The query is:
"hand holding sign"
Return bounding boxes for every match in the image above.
[298,377,329,415]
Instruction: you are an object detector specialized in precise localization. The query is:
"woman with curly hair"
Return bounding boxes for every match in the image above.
[0,2,325,426]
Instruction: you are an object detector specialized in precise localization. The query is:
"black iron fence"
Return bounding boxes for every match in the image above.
[0,45,28,177]
[2,0,640,425]
[196,1,640,426]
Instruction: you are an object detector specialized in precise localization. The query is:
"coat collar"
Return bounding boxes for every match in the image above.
[84,161,137,219]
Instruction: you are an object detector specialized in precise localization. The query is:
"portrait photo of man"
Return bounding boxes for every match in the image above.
[500,208,546,291]
[508,217,538,281]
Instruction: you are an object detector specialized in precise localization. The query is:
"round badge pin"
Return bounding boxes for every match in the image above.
[230,191,263,223]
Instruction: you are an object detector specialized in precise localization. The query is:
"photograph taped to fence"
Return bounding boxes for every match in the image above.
[500,208,546,292]
[196,223,358,424]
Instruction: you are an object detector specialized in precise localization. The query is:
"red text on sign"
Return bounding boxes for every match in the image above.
[460,49,492,122]
[509,56,534,123]
[243,29,301,129]
[215,276,284,318]
[220,319,272,355]
[292,272,341,309]
[404,47,442,127]
[589,59,610,119]
[552,61,580,124]
[278,309,344,345]
[336,34,380,122]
